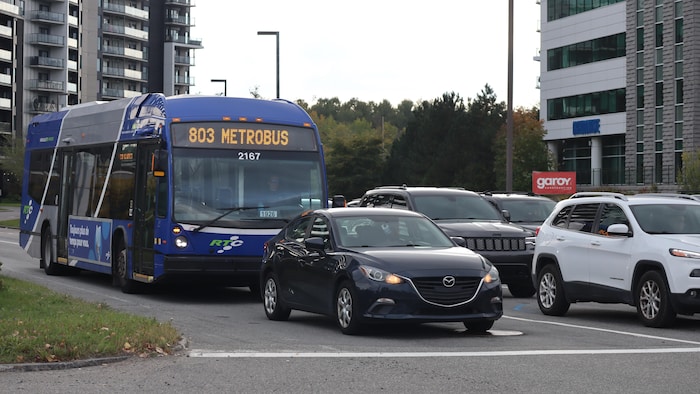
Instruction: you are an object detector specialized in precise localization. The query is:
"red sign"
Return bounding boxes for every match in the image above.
[532,171,576,195]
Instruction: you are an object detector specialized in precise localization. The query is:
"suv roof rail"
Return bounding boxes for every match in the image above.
[632,193,700,201]
[373,185,467,191]
[374,184,408,190]
[481,191,537,196]
[569,192,628,201]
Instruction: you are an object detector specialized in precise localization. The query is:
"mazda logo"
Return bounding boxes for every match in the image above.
[442,276,456,288]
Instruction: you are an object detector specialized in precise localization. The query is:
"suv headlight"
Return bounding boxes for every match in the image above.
[669,248,700,259]
[359,265,404,284]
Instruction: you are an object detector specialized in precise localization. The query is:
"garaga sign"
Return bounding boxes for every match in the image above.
[532,171,576,195]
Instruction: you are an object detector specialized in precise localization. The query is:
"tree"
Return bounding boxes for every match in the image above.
[492,107,552,191]
[0,136,24,199]
[678,150,700,192]
[384,86,506,191]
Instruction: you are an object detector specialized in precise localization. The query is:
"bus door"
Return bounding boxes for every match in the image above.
[132,142,158,277]
[56,150,73,260]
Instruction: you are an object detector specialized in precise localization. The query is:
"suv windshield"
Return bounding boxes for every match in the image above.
[413,195,502,221]
[630,203,700,234]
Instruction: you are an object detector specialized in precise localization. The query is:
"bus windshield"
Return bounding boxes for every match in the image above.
[172,147,324,227]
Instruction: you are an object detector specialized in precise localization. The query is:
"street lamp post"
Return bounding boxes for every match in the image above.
[257,31,280,98]
[210,79,227,96]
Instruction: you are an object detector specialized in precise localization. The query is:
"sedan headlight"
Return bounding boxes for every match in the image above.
[484,264,500,284]
[359,265,404,284]
[669,248,700,259]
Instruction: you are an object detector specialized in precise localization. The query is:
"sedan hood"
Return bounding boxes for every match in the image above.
[350,246,489,274]
[436,220,532,237]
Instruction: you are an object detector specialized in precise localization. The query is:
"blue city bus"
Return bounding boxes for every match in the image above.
[19,93,331,293]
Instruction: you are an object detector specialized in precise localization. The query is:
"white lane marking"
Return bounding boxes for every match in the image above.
[189,314,700,358]
[189,347,700,358]
[502,315,700,345]
[0,239,16,245]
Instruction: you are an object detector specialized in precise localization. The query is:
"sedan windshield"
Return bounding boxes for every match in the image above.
[335,215,455,248]
[630,203,700,234]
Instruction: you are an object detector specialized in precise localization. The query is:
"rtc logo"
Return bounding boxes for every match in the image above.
[532,171,576,194]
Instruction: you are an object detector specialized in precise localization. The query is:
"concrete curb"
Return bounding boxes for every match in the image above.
[0,334,189,373]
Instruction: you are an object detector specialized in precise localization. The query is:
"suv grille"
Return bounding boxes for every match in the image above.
[465,237,526,252]
[411,276,481,305]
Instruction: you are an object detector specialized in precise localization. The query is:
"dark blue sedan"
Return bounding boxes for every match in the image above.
[260,207,503,335]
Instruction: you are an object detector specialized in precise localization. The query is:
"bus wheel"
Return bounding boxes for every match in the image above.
[42,227,64,276]
[115,239,140,294]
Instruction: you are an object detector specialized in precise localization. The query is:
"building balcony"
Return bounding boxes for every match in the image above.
[165,0,194,6]
[102,88,142,99]
[0,121,10,133]
[102,23,148,41]
[0,97,10,110]
[0,25,12,39]
[165,15,193,26]
[30,100,59,113]
[103,3,149,20]
[68,14,78,26]
[103,45,145,60]
[27,33,65,47]
[28,79,64,92]
[0,1,21,17]
[174,76,194,86]
[0,49,10,62]
[68,59,78,71]
[30,56,65,69]
[0,73,10,86]
[174,55,194,65]
[166,34,202,48]
[29,10,66,24]
[103,66,144,81]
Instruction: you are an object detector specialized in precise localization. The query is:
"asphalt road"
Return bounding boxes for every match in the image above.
[1,225,699,393]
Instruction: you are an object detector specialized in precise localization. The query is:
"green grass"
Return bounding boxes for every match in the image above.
[0,202,19,228]
[0,218,19,228]
[0,274,181,364]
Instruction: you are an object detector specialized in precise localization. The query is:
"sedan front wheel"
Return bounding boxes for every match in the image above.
[336,281,364,335]
[263,273,291,321]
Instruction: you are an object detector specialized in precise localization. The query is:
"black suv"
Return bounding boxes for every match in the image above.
[359,186,536,297]
[481,192,557,231]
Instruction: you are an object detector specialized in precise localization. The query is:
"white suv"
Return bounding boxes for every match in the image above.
[532,192,700,327]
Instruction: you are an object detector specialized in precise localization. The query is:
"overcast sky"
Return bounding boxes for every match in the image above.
[189,1,542,108]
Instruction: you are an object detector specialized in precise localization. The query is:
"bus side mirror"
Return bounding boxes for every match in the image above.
[153,149,168,177]
[331,195,346,208]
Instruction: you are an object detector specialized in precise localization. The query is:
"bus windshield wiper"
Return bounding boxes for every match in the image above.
[193,206,260,232]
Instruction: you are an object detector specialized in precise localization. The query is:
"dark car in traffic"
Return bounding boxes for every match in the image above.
[260,208,503,335]
[359,186,537,297]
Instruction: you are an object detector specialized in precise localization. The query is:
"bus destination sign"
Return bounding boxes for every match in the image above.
[171,122,318,151]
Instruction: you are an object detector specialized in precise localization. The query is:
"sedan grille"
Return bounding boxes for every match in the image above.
[410,276,482,306]
[465,237,526,252]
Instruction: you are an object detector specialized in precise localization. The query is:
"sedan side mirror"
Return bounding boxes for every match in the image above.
[305,237,326,251]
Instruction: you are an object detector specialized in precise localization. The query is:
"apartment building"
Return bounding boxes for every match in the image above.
[2,0,201,146]
[539,0,697,191]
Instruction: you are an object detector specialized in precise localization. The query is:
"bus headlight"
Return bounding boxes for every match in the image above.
[174,236,189,249]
